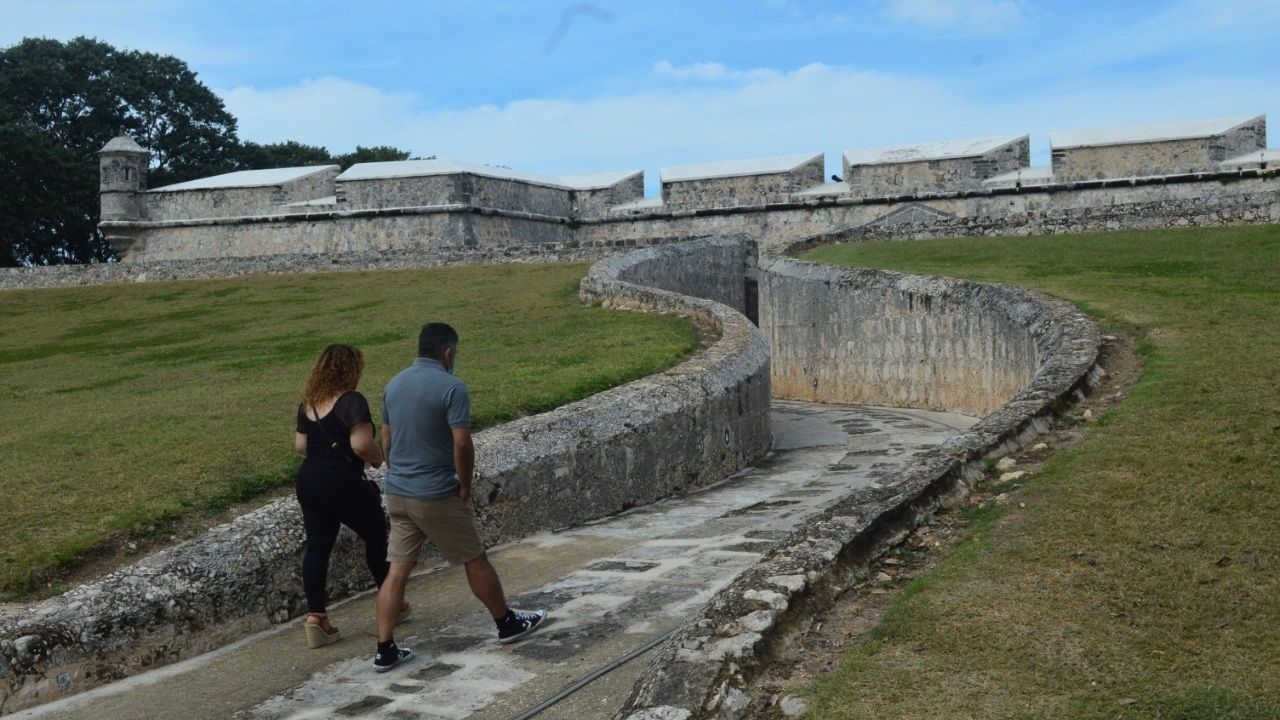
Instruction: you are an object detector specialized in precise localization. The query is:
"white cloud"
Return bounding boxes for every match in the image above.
[878,0,1030,33]
[220,60,1280,195]
[221,77,421,152]
[651,60,782,84]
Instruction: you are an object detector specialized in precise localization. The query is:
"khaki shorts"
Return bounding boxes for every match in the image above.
[385,494,485,565]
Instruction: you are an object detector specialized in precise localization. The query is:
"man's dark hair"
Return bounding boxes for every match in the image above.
[418,322,459,359]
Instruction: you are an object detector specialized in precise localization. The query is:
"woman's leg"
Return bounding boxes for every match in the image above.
[340,482,391,588]
[297,481,342,614]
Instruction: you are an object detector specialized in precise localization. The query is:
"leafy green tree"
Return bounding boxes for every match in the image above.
[234,140,334,170]
[0,36,238,265]
[234,142,415,171]
[332,145,413,169]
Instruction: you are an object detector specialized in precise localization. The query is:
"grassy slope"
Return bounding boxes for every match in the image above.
[799,226,1280,718]
[0,263,699,599]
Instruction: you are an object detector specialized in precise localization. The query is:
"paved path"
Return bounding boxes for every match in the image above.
[15,402,974,720]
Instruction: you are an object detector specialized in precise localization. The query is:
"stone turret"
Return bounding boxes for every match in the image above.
[97,135,150,256]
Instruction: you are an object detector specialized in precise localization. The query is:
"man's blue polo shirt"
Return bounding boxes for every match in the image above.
[381,357,471,500]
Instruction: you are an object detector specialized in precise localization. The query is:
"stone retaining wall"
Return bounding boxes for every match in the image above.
[616,248,1104,720]
[760,259,1043,415]
[0,240,772,713]
[83,165,1279,264]
[0,246,610,291]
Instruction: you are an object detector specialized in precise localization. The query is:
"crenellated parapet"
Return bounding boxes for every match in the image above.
[333,158,641,217]
[842,134,1029,198]
[1049,114,1265,182]
[145,165,341,220]
[94,112,1278,263]
[657,152,825,211]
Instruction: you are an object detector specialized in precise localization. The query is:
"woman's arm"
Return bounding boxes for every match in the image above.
[294,431,307,456]
[350,422,384,468]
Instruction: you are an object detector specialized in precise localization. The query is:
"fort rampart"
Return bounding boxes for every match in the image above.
[0,238,771,713]
[0,113,1271,714]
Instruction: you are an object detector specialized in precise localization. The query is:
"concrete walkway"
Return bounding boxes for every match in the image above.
[14,401,974,720]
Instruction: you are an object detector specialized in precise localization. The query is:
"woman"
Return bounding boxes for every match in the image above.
[294,343,397,648]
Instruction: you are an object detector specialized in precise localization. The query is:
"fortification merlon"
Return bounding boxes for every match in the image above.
[145,165,340,221]
[334,158,643,219]
[843,134,1030,198]
[659,152,824,210]
[561,169,645,217]
[1050,114,1266,182]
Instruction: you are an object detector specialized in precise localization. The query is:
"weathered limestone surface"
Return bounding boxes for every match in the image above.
[145,167,340,221]
[1052,116,1266,182]
[846,136,1029,198]
[0,240,772,713]
[571,172,645,218]
[662,155,824,211]
[761,260,1042,415]
[617,248,1104,720]
[339,173,572,216]
[37,165,1273,270]
[592,233,757,315]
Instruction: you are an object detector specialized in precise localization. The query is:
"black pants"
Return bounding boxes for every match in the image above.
[296,461,390,614]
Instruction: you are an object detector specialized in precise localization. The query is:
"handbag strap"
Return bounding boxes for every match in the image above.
[310,399,362,467]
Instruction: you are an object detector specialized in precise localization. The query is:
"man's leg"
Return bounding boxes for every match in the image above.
[464,553,508,619]
[377,561,415,642]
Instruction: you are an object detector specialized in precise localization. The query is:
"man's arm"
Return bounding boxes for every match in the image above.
[452,426,474,502]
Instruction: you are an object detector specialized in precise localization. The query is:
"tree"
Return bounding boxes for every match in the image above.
[0,36,239,265]
[332,145,412,169]
[234,140,334,171]
[234,141,414,171]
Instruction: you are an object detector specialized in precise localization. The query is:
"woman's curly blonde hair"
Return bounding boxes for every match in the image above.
[303,344,364,410]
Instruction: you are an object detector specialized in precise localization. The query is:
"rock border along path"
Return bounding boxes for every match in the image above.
[0,239,771,714]
[11,401,976,720]
[1,236,1103,718]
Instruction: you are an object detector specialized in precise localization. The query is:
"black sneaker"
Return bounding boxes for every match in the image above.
[497,609,547,644]
[373,643,414,672]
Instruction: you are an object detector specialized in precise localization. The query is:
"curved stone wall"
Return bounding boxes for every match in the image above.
[760,257,1050,415]
[0,243,772,713]
[618,247,1105,720]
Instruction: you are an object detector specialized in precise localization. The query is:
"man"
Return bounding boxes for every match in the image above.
[373,322,546,672]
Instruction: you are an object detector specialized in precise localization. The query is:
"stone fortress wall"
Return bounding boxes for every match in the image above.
[0,113,1275,713]
[72,112,1278,270]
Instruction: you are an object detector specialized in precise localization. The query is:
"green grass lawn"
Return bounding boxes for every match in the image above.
[0,263,699,600]
[799,225,1280,719]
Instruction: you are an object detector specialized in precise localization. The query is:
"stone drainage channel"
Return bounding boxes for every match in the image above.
[14,401,975,720]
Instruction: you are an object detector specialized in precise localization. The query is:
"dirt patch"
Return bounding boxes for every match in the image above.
[745,334,1143,718]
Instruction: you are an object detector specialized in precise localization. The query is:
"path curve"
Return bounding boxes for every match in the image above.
[11,401,974,720]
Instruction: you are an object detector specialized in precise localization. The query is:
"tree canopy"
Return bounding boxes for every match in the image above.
[1,37,416,267]
[0,36,239,265]
[235,141,413,171]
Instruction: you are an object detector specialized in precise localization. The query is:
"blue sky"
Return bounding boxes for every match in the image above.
[5,0,1279,191]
